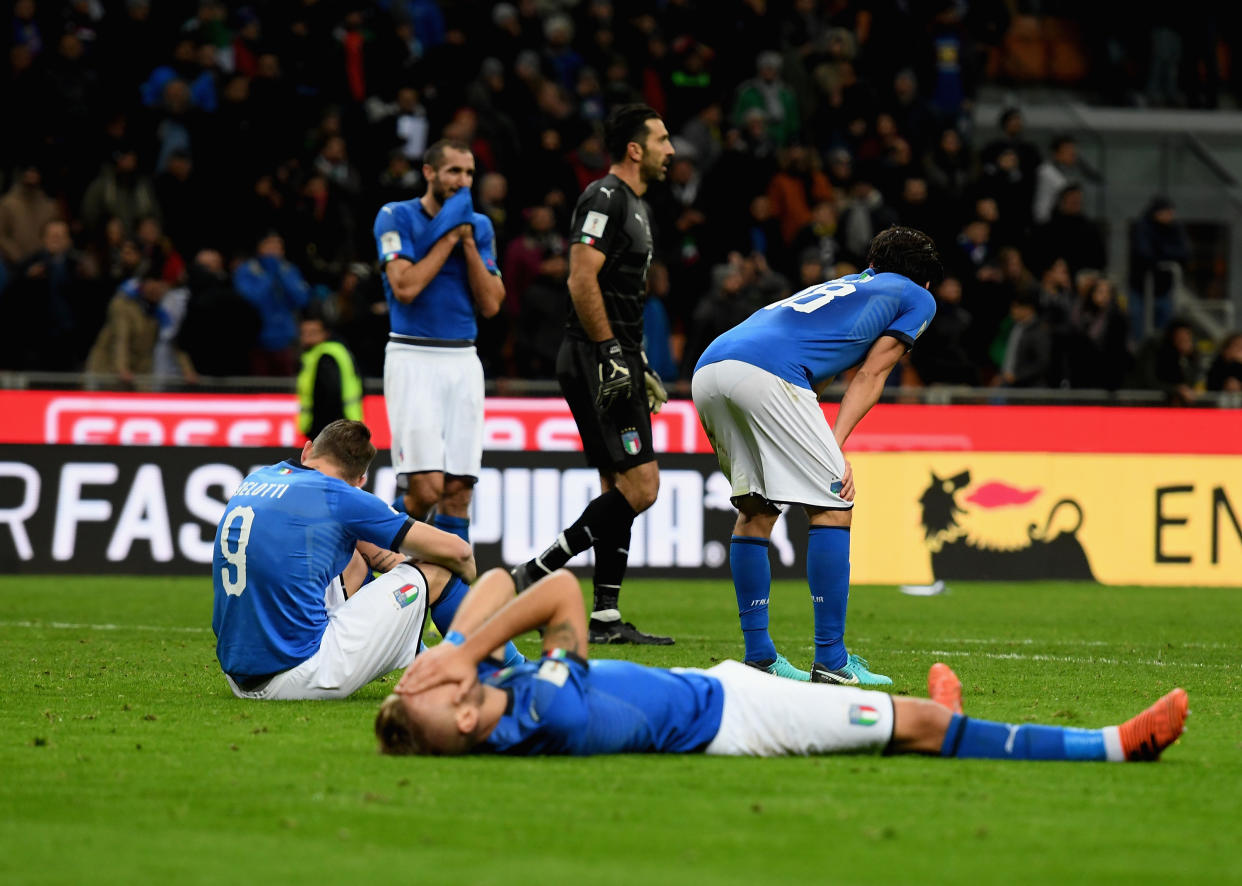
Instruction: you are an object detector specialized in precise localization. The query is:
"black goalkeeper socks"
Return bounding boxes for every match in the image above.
[520,489,638,590]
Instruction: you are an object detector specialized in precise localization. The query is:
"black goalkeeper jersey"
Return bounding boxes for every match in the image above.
[565,173,653,351]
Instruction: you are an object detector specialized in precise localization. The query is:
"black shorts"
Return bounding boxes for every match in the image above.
[556,338,655,472]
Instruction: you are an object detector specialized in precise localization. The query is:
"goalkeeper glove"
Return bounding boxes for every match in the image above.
[594,338,632,410]
[641,351,668,414]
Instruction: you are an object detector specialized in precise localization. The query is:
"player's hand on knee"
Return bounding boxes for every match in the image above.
[397,641,477,701]
[594,338,632,410]
[641,350,668,414]
[841,460,855,502]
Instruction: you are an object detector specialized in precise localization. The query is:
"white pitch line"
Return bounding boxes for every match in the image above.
[0,620,210,634]
[914,648,1227,669]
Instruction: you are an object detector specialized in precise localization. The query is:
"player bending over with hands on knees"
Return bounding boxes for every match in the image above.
[212,419,523,701]
[376,569,1188,761]
[693,225,945,686]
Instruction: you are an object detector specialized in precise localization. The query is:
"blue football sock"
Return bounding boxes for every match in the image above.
[731,536,777,662]
[940,714,1113,761]
[807,526,850,669]
[429,575,469,634]
[429,575,522,665]
[432,513,470,543]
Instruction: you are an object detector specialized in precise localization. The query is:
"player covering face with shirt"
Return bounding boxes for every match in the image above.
[376,570,1188,763]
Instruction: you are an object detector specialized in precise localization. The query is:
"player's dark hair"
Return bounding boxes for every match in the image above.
[423,138,472,171]
[375,694,425,755]
[605,103,661,162]
[866,226,943,286]
[310,420,376,482]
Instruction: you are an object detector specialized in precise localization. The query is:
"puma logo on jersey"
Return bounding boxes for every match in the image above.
[599,187,614,197]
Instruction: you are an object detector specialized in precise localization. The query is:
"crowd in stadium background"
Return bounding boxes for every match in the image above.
[2,0,1241,402]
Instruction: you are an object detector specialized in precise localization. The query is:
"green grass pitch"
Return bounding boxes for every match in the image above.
[2,576,1239,885]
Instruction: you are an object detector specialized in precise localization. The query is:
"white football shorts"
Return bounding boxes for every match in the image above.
[701,660,894,756]
[224,564,428,700]
[691,359,851,509]
[384,342,484,478]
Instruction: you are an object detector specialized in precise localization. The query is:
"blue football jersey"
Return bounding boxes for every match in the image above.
[212,461,413,679]
[695,270,936,389]
[373,196,499,341]
[479,651,725,756]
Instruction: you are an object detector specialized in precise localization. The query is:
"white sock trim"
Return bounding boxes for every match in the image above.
[591,608,621,622]
[1101,726,1125,762]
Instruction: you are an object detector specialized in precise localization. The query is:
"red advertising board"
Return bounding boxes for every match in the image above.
[0,390,1238,453]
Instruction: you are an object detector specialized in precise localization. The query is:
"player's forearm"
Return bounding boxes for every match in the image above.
[464,249,504,317]
[567,271,614,341]
[833,369,888,447]
[357,540,405,574]
[389,236,458,303]
[398,522,476,581]
[442,568,518,640]
[458,571,586,664]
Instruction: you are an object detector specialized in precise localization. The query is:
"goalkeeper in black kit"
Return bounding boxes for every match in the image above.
[510,104,677,645]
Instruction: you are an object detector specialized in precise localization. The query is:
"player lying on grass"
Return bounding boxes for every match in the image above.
[211,419,522,700]
[375,569,1188,761]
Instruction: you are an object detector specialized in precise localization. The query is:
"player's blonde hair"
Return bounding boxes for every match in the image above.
[375,693,426,756]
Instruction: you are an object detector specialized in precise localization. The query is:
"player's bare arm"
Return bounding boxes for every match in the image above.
[397,570,586,698]
[398,521,476,582]
[384,226,466,303]
[356,540,406,575]
[460,228,505,317]
[567,243,614,341]
[833,334,907,447]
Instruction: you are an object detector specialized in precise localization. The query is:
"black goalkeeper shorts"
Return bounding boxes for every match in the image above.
[556,338,655,472]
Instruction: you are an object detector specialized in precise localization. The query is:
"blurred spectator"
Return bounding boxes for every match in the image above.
[287,173,354,285]
[0,162,61,270]
[80,145,161,245]
[788,202,841,278]
[1134,319,1203,406]
[233,231,311,375]
[767,146,834,247]
[1205,332,1242,392]
[980,107,1041,186]
[86,270,194,383]
[1032,135,1082,225]
[838,180,897,267]
[679,102,724,174]
[505,205,568,378]
[911,275,976,386]
[1031,184,1106,277]
[733,52,799,148]
[297,312,362,440]
[887,68,937,156]
[976,147,1032,245]
[642,261,678,382]
[155,150,216,258]
[1,219,94,371]
[1128,195,1190,343]
[135,216,186,284]
[177,249,259,378]
[1067,276,1131,390]
[371,149,422,209]
[924,126,972,204]
[682,253,787,376]
[991,289,1052,388]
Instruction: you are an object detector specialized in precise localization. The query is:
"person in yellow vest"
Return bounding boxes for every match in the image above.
[297,313,363,441]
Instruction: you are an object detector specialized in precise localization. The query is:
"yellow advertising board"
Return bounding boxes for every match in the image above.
[850,454,1242,587]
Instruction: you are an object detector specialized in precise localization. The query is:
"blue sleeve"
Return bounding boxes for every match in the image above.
[232,262,264,307]
[374,204,418,266]
[275,260,310,309]
[472,213,500,275]
[335,485,415,551]
[884,284,937,349]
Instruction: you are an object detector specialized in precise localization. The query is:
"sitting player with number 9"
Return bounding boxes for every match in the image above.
[212,420,494,700]
[691,227,942,686]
